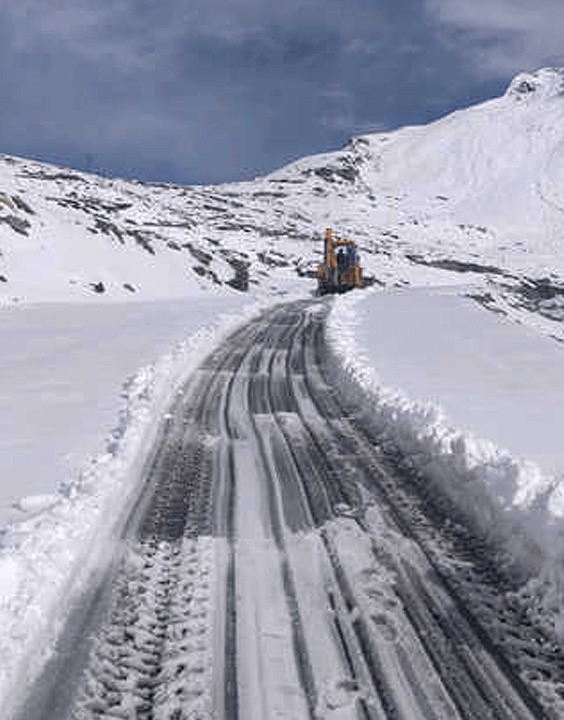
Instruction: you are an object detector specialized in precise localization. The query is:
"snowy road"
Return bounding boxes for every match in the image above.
[20,300,558,720]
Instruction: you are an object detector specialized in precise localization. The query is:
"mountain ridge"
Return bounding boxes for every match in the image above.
[0,68,563,338]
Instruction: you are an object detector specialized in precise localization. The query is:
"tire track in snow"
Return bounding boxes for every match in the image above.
[34,317,268,720]
[224,307,317,719]
[299,304,559,719]
[244,302,548,719]
[267,312,390,719]
[277,309,454,719]
[20,300,563,720]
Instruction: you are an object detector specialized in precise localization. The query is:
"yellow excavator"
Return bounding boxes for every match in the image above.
[317,227,362,294]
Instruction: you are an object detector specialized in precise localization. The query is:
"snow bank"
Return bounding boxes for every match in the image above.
[326,289,564,632]
[0,297,269,719]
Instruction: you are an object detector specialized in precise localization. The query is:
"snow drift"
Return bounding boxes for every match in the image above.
[327,288,564,637]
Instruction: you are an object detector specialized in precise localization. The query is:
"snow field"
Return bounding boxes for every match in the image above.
[0,297,241,525]
[326,288,564,638]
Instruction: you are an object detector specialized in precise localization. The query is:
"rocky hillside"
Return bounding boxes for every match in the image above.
[1,68,563,333]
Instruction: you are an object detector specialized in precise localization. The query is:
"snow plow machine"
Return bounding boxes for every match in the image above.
[317,227,363,294]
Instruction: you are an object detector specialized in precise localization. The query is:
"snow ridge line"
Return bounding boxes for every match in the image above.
[325,290,564,637]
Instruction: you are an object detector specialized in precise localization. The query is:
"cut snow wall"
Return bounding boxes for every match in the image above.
[325,291,564,603]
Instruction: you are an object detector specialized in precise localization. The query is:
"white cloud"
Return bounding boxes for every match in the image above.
[427,0,564,77]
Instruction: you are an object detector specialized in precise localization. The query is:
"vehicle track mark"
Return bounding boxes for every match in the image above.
[304,302,560,719]
[22,300,564,720]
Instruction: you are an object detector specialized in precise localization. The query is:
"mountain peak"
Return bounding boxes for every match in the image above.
[506,67,564,100]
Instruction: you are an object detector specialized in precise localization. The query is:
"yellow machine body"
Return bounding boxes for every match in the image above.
[317,227,362,294]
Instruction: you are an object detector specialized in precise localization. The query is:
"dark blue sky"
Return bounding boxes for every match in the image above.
[1,0,562,185]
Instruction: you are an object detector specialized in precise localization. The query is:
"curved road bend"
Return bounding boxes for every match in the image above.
[19,299,563,720]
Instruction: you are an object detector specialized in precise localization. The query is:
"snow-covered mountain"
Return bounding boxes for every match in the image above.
[3,69,564,719]
[1,68,564,327]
